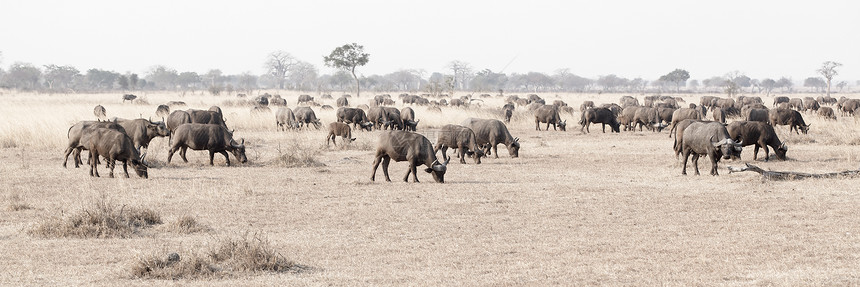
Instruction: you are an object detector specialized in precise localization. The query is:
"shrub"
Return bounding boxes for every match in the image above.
[29,201,161,238]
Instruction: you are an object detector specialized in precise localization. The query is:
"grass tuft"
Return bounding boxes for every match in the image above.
[7,194,32,211]
[130,233,306,280]
[164,215,210,234]
[272,142,325,168]
[29,201,162,238]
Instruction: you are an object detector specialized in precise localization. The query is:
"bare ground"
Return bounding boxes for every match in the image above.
[2,92,860,285]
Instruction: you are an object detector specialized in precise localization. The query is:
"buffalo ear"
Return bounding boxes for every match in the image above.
[350,138,356,141]
[240,138,245,145]
[424,167,433,173]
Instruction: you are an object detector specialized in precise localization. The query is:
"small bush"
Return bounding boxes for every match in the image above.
[7,194,32,211]
[131,233,305,280]
[273,143,325,168]
[164,215,209,234]
[29,201,162,238]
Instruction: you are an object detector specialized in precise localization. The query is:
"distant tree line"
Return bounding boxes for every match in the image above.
[0,50,851,96]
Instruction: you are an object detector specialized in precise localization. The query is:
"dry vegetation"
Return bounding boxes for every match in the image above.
[2,90,860,285]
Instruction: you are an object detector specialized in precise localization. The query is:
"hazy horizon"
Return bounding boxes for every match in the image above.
[2,0,857,82]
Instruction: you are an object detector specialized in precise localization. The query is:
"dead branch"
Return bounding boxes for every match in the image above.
[727,163,860,180]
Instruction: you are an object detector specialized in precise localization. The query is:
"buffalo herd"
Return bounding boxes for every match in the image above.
[64,93,856,181]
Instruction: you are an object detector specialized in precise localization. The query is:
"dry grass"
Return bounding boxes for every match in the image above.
[3,91,860,285]
[6,194,32,211]
[28,201,162,239]
[163,215,210,234]
[130,233,304,280]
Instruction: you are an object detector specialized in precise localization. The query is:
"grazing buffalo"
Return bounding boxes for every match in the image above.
[534,105,566,131]
[94,105,106,121]
[275,107,299,130]
[167,123,246,166]
[83,128,148,178]
[400,107,418,131]
[188,109,226,127]
[336,107,373,131]
[712,107,726,124]
[672,119,704,159]
[669,108,702,138]
[166,110,192,134]
[293,107,322,129]
[461,118,520,158]
[620,96,639,107]
[321,105,334,111]
[337,97,349,107]
[839,99,860,116]
[63,120,127,168]
[297,94,314,104]
[382,107,404,130]
[371,130,449,183]
[632,107,661,132]
[251,106,271,115]
[122,94,137,103]
[618,107,639,131]
[745,108,770,124]
[326,122,355,146]
[680,121,742,176]
[726,121,787,161]
[580,101,595,112]
[818,106,836,120]
[788,98,805,111]
[166,101,187,108]
[156,105,170,118]
[367,107,386,129]
[114,118,170,159]
[434,124,485,164]
[581,107,620,133]
[769,108,809,134]
[773,96,790,107]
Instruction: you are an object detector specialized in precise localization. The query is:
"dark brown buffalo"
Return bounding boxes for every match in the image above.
[534,105,566,131]
[63,120,127,168]
[400,107,418,131]
[94,105,106,121]
[632,107,662,132]
[745,108,770,124]
[83,128,148,178]
[336,97,349,107]
[580,101,595,112]
[382,107,404,130]
[434,124,485,164]
[188,109,226,127]
[672,119,704,159]
[788,98,805,111]
[619,96,639,107]
[712,107,726,124]
[326,122,355,146]
[839,99,860,116]
[371,130,449,183]
[818,106,836,120]
[367,107,386,129]
[773,96,790,107]
[297,94,314,104]
[336,107,373,131]
[504,109,513,123]
[114,118,170,158]
[122,94,137,103]
[769,108,809,134]
[167,123,246,166]
[293,106,322,129]
[276,107,299,130]
[700,96,716,108]
[669,108,702,138]
[166,110,192,134]
[581,107,620,133]
[461,118,520,158]
[618,107,639,131]
[156,104,170,118]
[680,121,743,176]
[726,121,787,161]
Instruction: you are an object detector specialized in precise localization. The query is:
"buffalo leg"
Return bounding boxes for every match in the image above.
[209,150,216,166]
[681,150,690,175]
[439,146,450,163]
[602,123,607,133]
[762,144,770,162]
[458,147,467,164]
[492,143,499,159]
[691,154,700,175]
[108,158,116,178]
[89,151,99,177]
[370,155,382,181]
[220,151,230,166]
[167,146,177,163]
[180,147,189,162]
[753,145,760,161]
[121,160,130,178]
[62,147,74,168]
[709,155,719,176]
[381,156,391,182]
[535,120,540,131]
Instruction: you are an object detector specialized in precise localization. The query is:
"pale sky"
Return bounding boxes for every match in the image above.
[1,0,857,82]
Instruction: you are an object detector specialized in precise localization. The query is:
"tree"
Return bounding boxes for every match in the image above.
[324,43,370,97]
[817,61,842,97]
[265,51,297,90]
[803,77,827,92]
[129,73,139,89]
[177,71,201,92]
[145,65,179,90]
[760,78,776,95]
[117,75,129,90]
[658,69,690,92]
[287,61,318,91]
[42,64,80,91]
[836,81,848,92]
[447,60,473,91]
[776,77,793,93]
[236,72,258,94]
[3,62,42,90]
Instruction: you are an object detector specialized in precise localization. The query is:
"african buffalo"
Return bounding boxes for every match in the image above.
[276,107,299,130]
[581,107,620,133]
[461,118,520,158]
[401,107,418,131]
[818,107,836,120]
[337,97,349,107]
[83,128,148,178]
[769,108,809,134]
[669,108,702,137]
[63,120,127,168]
[114,118,170,159]
[326,122,355,146]
[156,105,170,118]
[726,121,787,161]
[336,107,373,131]
[534,105,566,131]
[745,108,770,124]
[293,106,322,129]
[434,124,485,164]
[680,121,742,175]
[167,123,246,166]
[371,130,449,183]
[94,105,106,121]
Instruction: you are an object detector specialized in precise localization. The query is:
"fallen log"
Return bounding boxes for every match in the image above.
[727,163,860,180]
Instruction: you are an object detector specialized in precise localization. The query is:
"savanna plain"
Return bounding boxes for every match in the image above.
[2,91,860,286]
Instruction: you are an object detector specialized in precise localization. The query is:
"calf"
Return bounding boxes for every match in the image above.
[326,122,355,146]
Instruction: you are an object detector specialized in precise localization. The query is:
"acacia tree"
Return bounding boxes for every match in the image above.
[324,43,370,97]
[265,51,297,90]
[658,69,690,92]
[817,61,842,97]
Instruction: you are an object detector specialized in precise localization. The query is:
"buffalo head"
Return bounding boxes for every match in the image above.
[509,137,520,158]
[800,124,810,134]
[775,143,788,160]
[558,120,567,131]
[231,138,247,163]
[360,122,374,131]
[424,158,449,183]
[130,158,148,179]
[714,138,743,160]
